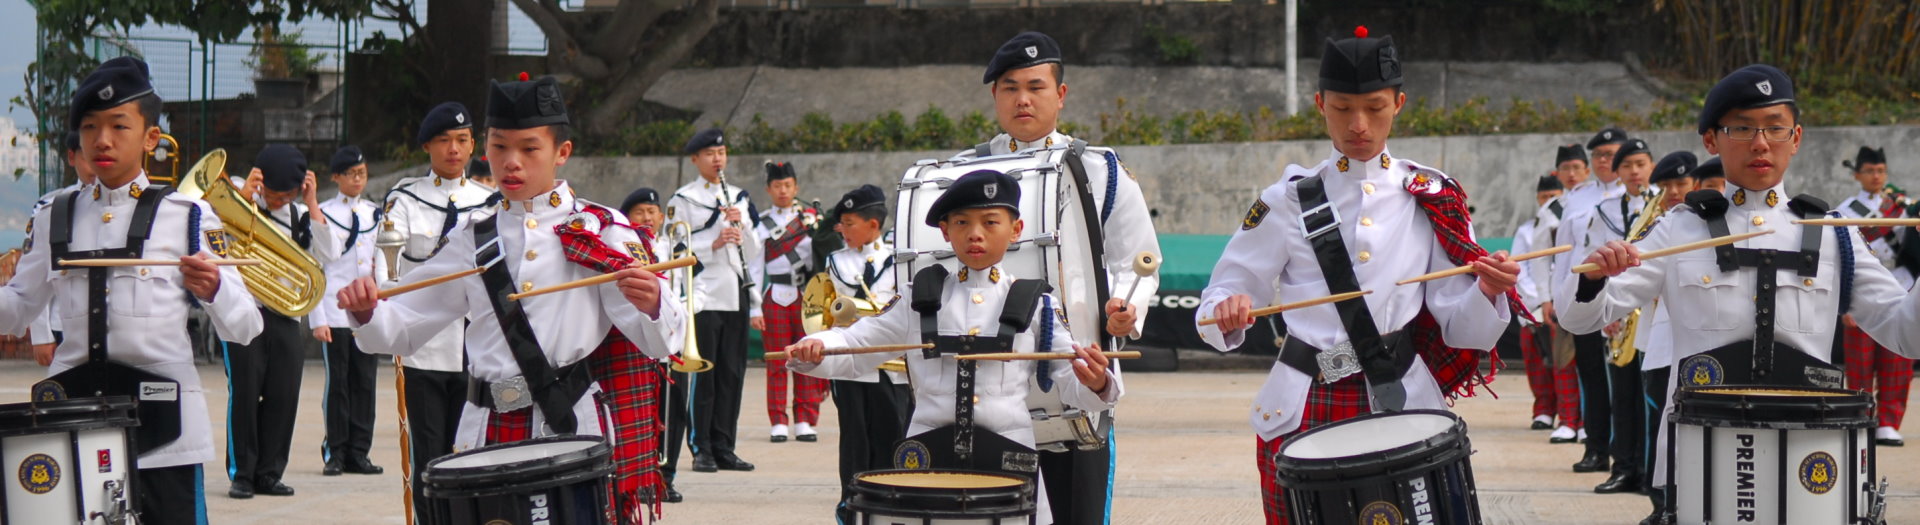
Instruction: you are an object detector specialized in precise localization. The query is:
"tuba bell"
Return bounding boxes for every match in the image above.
[174,149,326,317]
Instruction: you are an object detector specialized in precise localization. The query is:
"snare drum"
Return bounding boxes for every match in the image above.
[1669,386,1878,525]
[847,469,1036,524]
[423,435,614,525]
[1273,410,1482,525]
[0,396,139,525]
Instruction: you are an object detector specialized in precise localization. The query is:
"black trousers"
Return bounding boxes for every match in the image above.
[136,464,203,525]
[321,327,380,463]
[691,306,750,458]
[831,377,911,521]
[1039,423,1116,525]
[403,365,467,525]
[663,368,692,482]
[1608,352,1645,476]
[1573,332,1611,457]
[1643,365,1672,490]
[224,309,303,486]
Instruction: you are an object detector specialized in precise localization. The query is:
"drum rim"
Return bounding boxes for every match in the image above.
[0,396,140,438]
[422,435,613,492]
[1674,384,1874,427]
[847,469,1037,519]
[1271,409,1472,486]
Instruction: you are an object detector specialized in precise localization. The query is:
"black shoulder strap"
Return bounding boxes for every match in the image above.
[1059,140,1114,346]
[1296,175,1405,410]
[912,265,949,358]
[974,142,992,158]
[1848,199,1875,218]
[1548,199,1564,219]
[997,279,1052,336]
[472,216,578,434]
[50,190,76,252]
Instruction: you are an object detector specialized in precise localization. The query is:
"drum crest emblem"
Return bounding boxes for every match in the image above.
[1680,355,1723,386]
[18,453,59,494]
[893,440,931,470]
[1798,451,1838,495]
[31,380,66,402]
[1358,501,1403,525]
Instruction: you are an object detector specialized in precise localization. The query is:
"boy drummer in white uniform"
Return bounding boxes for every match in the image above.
[790,170,1119,525]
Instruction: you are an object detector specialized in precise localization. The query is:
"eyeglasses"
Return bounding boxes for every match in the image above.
[1717,126,1797,142]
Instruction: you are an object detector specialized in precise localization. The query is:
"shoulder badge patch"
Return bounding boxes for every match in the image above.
[204,229,233,257]
[624,241,654,264]
[1242,199,1271,231]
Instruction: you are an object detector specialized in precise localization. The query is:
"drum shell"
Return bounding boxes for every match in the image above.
[1669,386,1875,525]
[0,397,139,525]
[422,436,613,525]
[848,469,1036,523]
[1273,410,1482,525]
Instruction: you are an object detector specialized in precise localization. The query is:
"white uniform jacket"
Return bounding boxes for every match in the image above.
[310,194,388,328]
[823,240,903,384]
[666,178,763,313]
[749,203,814,317]
[381,173,497,372]
[1196,149,1511,441]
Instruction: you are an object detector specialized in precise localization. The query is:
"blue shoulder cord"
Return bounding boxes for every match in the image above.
[1036,294,1055,392]
[1834,212,1855,315]
[1101,151,1120,225]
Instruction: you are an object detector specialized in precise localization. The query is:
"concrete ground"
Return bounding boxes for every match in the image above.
[2,359,1916,524]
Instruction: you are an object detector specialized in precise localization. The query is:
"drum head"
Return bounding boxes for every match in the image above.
[1282,412,1456,460]
[0,396,138,438]
[1272,410,1471,489]
[1674,385,1873,429]
[849,469,1034,519]
[423,436,612,496]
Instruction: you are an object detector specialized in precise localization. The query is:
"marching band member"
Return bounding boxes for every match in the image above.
[1834,145,1915,446]
[1547,128,1633,474]
[790,170,1119,525]
[956,32,1161,523]
[1514,174,1574,437]
[750,161,829,444]
[1194,28,1521,525]
[339,74,685,520]
[667,128,763,473]
[0,56,263,523]
[1629,150,1698,518]
[1527,145,1592,446]
[225,143,336,499]
[1571,137,1658,494]
[1560,64,1920,525]
[380,101,497,522]
[311,145,388,477]
[819,184,912,523]
[621,186,691,504]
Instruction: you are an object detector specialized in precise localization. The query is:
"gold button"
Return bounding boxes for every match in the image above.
[972,294,984,304]
[1804,278,1815,286]
[102,212,113,223]
[139,268,149,277]
[1254,405,1262,413]
[1275,409,1284,418]
[867,256,876,263]
[357,259,365,265]
[1701,276,1712,284]
[972,395,981,405]
[525,250,538,261]
[1357,251,1372,262]
[1360,217,1374,227]
[525,218,539,229]
[1751,216,1765,226]
[1263,412,1272,421]
[448,193,458,202]
[969,327,981,336]
[1362,182,1376,195]
[521,281,534,292]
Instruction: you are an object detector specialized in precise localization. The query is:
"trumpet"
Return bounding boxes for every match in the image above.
[1609,189,1672,366]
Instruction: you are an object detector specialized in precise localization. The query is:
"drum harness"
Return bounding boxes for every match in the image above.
[910,264,1049,474]
[466,213,595,434]
[1277,175,1417,411]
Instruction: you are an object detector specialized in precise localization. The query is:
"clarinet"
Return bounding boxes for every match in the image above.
[715,170,751,288]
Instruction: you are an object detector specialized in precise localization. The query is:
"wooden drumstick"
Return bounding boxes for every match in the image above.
[507,256,698,301]
[58,258,263,267]
[378,267,486,299]
[765,343,934,361]
[955,351,1143,361]
[1197,290,1372,327]
[1793,218,1920,227]
[1569,230,1774,274]
[1396,245,1571,285]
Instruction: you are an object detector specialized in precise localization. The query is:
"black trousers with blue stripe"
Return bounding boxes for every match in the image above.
[321,327,380,464]
[1039,426,1117,525]
[224,309,304,486]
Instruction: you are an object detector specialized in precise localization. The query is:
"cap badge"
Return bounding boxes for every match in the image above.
[844,198,855,208]
[984,183,998,199]
[1603,131,1613,140]
[98,85,113,100]
[1757,80,1773,96]
[455,112,466,124]
[716,134,724,144]
[1025,46,1038,58]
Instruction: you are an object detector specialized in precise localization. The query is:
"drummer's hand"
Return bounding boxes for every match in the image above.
[1210,294,1254,333]
[1581,240,1641,280]
[1472,251,1522,303]
[32,343,54,366]
[785,339,826,363]
[616,264,663,318]
[1071,344,1111,394]
[312,326,334,343]
[338,276,382,324]
[180,252,221,302]
[751,316,767,331]
[1104,298,1136,338]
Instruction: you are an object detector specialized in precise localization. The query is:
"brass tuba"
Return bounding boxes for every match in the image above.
[802,273,881,333]
[1609,189,1673,366]
[174,149,326,317]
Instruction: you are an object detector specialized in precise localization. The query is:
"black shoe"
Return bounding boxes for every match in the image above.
[323,460,343,476]
[770,434,788,443]
[229,481,255,499]
[257,480,296,496]
[1639,509,1675,525]
[1530,420,1553,430]
[714,454,755,471]
[796,433,818,443]
[1878,437,1905,447]
[1594,472,1641,494]
[344,458,384,475]
[664,486,684,503]
[691,454,719,473]
[1572,452,1610,473]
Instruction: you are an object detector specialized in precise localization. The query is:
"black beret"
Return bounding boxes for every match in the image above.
[416,102,472,147]
[1844,146,1887,171]
[621,188,661,213]
[1698,64,1795,135]
[467,156,492,178]
[925,170,1020,227]
[1318,26,1403,94]
[983,32,1063,84]
[255,144,308,192]
[683,128,725,155]
[833,184,887,219]
[1586,128,1630,150]
[1649,151,1699,185]
[1536,174,1564,192]
[64,131,81,152]
[69,57,156,128]
[1555,144,1588,166]
[328,145,365,175]
[1692,157,1725,181]
[765,161,797,184]
[1612,138,1652,173]
[487,74,570,130]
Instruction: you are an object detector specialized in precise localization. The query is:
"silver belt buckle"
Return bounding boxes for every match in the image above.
[490,376,535,412]
[1317,341,1362,384]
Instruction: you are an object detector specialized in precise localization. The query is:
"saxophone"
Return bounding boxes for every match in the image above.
[1609,190,1673,366]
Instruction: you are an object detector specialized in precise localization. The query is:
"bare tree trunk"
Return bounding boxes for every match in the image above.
[426,0,496,128]
[580,0,722,136]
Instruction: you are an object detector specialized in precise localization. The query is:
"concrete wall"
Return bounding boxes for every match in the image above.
[361,125,1920,240]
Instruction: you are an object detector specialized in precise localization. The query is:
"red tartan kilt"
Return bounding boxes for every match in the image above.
[588,330,667,522]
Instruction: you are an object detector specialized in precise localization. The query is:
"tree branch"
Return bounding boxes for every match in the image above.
[512,0,611,78]
[586,0,676,60]
[582,0,721,135]
[371,0,425,37]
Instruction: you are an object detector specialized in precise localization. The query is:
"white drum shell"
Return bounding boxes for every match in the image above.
[1671,422,1871,525]
[4,426,135,525]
